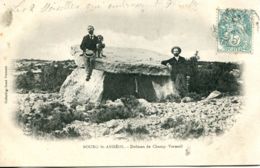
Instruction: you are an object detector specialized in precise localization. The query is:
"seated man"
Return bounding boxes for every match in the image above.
[80,25,98,81]
[161,46,188,97]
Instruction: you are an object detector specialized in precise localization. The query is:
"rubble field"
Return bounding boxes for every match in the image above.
[15,92,243,140]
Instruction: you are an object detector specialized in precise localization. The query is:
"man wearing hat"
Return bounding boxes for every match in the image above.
[80,25,98,81]
[161,46,188,97]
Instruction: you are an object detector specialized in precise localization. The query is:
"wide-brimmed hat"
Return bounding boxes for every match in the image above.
[171,46,182,53]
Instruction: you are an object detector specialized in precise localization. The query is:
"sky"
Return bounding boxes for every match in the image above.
[3,0,258,62]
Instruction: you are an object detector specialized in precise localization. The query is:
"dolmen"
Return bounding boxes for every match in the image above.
[60,45,180,104]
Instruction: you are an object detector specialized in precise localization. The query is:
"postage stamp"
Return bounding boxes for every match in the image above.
[217,9,253,53]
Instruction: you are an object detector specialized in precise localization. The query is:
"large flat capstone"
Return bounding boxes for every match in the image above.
[71,45,171,76]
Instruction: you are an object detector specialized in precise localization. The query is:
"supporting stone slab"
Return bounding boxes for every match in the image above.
[60,68,105,104]
[60,68,178,104]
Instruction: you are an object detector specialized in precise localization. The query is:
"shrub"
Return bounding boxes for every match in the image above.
[188,62,241,95]
[216,71,239,92]
[51,126,80,139]
[90,104,134,123]
[120,96,140,110]
[161,118,177,129]
[161,116,205,139]
[15,70,35,91]
[125,124,149,135]
[90,96,145,123]
[40,63,72,92]
[15,60,75,93]
[161,116,186,129]
[16,101,78,136]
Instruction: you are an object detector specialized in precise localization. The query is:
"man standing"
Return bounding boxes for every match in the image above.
[80,25,98,81]
[161,46,188,97]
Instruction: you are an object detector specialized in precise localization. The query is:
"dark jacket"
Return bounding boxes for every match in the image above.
[161,56,187,80]
[80,34,98,52]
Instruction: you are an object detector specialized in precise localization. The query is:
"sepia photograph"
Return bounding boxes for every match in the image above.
[1,0,260,166]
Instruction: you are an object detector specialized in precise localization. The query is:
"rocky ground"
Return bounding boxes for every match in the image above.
[15,92,243,140]
[13,50,243,141]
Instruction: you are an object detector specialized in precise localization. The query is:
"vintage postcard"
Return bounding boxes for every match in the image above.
[0,0,260,166]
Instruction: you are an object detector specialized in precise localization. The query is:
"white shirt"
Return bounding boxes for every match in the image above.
[174,56,179,61]
[89,34,94,39]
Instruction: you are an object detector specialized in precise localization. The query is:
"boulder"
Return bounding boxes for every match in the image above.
[181,96,194,103]
[106,119,119,128]
[138,98,150,108]
[76,105,86,112]
[206,90,222,100]
[60,68,104,104]
[102,128,110,136]
[106,99,124,107]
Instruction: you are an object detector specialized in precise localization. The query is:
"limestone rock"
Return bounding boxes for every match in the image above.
[103,128,110,136]
[71,45,171,76]
[60,68,104,104]
[106,119,119,128]
[181,96,194,103]
[113,125,126,134]
[106,99,124,107]
[76,105,85,112]
[206,90,222,100]
[138,98,150,108]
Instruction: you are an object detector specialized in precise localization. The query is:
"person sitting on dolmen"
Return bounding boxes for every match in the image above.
[80,25,98,81]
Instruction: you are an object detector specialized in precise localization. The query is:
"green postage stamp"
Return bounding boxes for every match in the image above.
[218,9,253,53]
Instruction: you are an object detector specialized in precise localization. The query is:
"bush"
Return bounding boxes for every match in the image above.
[15,70,35,91]
[125,124,149,135]
[161,118,177,129]
[188,62,241,95]
[90,104,134,123]
[40,62,73,92]
[15,60,75,93]
[161,116,205,139]
[51,126,80,139]
[90,96,145,123]
[120,96,140,109]
[16,101,79,136]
